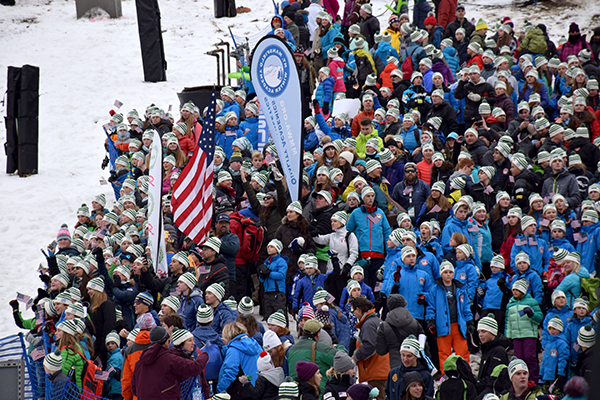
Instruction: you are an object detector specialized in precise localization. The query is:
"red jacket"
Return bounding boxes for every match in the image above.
[178,135,197,157]
[417,158,433,185]
[131,343,208,400]
[467,54,483,70]
[351,109,375,137]
[437,0,457,30]
[377,63,396,91]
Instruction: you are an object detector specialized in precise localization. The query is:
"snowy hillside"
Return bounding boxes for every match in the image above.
[0,0,598,334]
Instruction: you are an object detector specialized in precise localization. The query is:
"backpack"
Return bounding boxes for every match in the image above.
[62,346,104,397]
[230,213,266,262]
[580,277,600,310]
[401,46,417,80]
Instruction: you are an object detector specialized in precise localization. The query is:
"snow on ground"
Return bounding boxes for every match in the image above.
[0,0,598,335]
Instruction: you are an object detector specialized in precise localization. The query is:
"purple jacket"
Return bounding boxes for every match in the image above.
[324,0,339,20]
[432,60,455,86]
[342,0,356,27]
[385,160,405,192]
[560,36,589,62]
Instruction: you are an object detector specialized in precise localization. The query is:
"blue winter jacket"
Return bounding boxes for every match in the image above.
[106,348,123,396]
[399,124,421,153]
[441,215,471,254]
[418,237,444,263]
[315,112,343,141]
[239,117,259,150]
[384,160,405,193]
[340,280,375,306]
[402,42,427,70]
[329,304,352,350]
[216,129,238,159]
[112,282,138,330]
[259,254,288,293]
[519,82,549,108]
[320,26,340,56]
[422,68,434,92]
[550,237,575,254]
[539,333,569,381]
[304,128,319,152]
[442,47,460,79]
[556,209,577,245]
[217,333,262,392]
[346,205,392,257]
[509,233,550,274]
[479,271,509,310]
[178,289,204,332]
[556,265,591,308]
[425,279,473,337]
[292,271,333,309]
[212,302,236,336]
[576,222,600,274]
[374,42,399,67]
[223,100,241,120]
[192,325,223,350]
[412,0,432,29]
[566,315,593,363]
[542,306,572,349]
[417,249,440,281]
[468,218,493,263]
[510,267,544,304]
[454,259,479,301]
[381,247,403,296]
[395,261,433,320]
[315,76,335,106]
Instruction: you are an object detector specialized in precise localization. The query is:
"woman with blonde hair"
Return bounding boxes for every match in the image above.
[217,321,262,394]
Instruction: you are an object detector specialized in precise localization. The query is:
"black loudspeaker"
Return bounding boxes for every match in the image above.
[4,65,39,176]
[177,85,224,115]
[135,0,167,82]
[214,0,236,18]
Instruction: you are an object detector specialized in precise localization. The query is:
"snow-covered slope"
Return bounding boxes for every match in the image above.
[0,0,597,334]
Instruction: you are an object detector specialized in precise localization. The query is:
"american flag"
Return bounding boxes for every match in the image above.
[172,89,216,244]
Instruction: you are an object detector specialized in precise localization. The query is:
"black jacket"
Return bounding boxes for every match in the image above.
[359,15,380,48]
[323,373,354,400]
[491,157,513,193]
[444,18,475,40]
[465,138,489,166]
[569,137,600,173]
[140,267,192,306]
[427,99,459,137]
[476,334,510,393]
[308,204,336,237]
[89,298,117,363]
[375,306,424,369]
[512,168,540,213]
[275,217,317,286]
[296,380,319,400]
[490,208,509,253]
[454,78,496,123]
[471,182,497,213]
[198,254,230,298]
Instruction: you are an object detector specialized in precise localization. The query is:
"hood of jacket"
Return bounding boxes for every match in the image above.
[386,306,415,328]
[228,333,262,356]
[481,333,510,351]
[138,343,168,365]
[517,167,540,185]
[261,366,285,386]
[135,330,151,345]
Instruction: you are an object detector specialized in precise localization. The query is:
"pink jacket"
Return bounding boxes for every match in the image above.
[328,58,346,93]
[324,0,339,21]
[559,36,589,62]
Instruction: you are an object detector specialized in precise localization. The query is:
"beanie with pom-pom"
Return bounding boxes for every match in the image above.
[257,351,273,372]
[57,224,71,242]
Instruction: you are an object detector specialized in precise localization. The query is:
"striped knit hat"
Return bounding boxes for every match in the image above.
[212,393,231,400]
[565,252,581,264]
[172,251,190,267]
[331,211,349,226]
[490,254,505,269]
[202,237,221,253]
[553,248,570,264]
[347,279,361,294]
[127,329,139,342]
[279,378,299,397]
[508,206,522,218]
[547,316,564,332]
[287,201,303,215]
[400,335,421,357]
[577,325,596,347]
[350,265,364,279]
[237,297,254,314]
[178,272,198,291]
[313,290,329,305]
[299,303,315,321]
[304,255,318,270]
[105,331,121,346]
[477,314,498,336]
[496,191,510,203]
[582,210,599,224]
[389,229,404,246]
[57,320,78,336]
[87,277,105,293]
[172,328,194,346]
[267,310,287,327]
[65,302,86,318]
[223,297,237,310]
[508,357,528,379]
[196,304,214,323]
[54,292,73,306]
[401,246,417,261]
[115,307,123,321]
[521,215,536,230]
[573,297,589,310]
[206,282,226,301]
[136,292,154,307]
[268,239,283,254]
[440,260,454,274]
[512,279,529,294]
[44,351,63,372]
[551,219,566,232]
[161,296,181,313]
[457,244,473,259]
[515,251,530,265]
[114,266,131,281]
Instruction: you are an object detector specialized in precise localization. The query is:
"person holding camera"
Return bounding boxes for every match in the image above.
[258,239,289,326]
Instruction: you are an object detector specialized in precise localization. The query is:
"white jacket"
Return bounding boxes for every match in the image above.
[314,227,359,272]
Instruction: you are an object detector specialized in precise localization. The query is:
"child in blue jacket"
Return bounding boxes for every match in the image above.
[291,254,336,311]
[576,210,600,275]
[453,244,480,301]
[549,220,575,253]
[239,103,259,150]
[542,290,572,349]
[539,316,569,392]
[511,251,544,304]
[478,254,510,332]
[339,265,375,306]
[565,298,594,365]
[177,272,205,332]
[510,215,551,274]
[314,290,351,350]
[105,331,124,399]
[259,239,288,321]
[315,67,335,116]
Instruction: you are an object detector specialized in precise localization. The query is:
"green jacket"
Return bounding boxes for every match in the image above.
[355,129,383,158]
[499,385,544,400]
[505,294,543,339]
[516,28,548,55]
[288,336,338,392]
[470,31,486,48]
[61,344,86,388]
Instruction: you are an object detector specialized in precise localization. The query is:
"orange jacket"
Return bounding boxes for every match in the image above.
[437,0,457,29]
[417,158,433,185]
[351,109,376,137]
[121,330,152,400]
[354,309,390,381]
[377,63,396,91]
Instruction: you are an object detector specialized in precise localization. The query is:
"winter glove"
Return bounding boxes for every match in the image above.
[417,294,426,305]
[342,263,352,277]
[10,300,19,312]
[467,92,482,102]
[497,277,509,294]
[555,375,566,390]
[467,321,475,337]
[92,246,103,256]
[312,99,321,114]
[112,273,122,287]
[477,287,485,297]
[271,165,284,181]
[393,268,401,283]
[523,307,534,318]
[101,156,109,170]
[12,310,25,329]
[39,274,51,285]
[257,263,271,279]
[376,266,385,281]
[292,307,299,317]
[322,102,329,115]
[427,320,437,335]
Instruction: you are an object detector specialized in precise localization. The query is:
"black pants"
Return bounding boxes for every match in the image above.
[235,261,254,302]
[364,258,385,288]
[417,318,440,370]
[264,291,288,326]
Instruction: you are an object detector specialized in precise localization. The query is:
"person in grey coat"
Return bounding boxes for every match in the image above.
[541,155,581,208]
[376,295,425,369]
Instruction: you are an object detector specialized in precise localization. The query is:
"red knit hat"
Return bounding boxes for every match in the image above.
[424,16,437,26]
